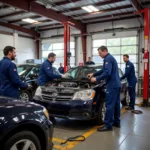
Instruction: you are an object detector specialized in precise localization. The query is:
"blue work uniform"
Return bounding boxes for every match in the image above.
[58,67,64,74]
[94,53,121,129]
[38,59,62,86]
[0,57,28,99]
[85,61,95,65]
[121,61,137,108]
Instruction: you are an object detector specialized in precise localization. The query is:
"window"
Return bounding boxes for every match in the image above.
[92,36,138,76]
[42,42,75,69]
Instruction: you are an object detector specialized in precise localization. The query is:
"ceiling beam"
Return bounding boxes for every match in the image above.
[9,15,40,23]
[59,0,124,13]
[39,26,63,31]
[129,0,142,17]
[72,5,132,18]
[0,21,39,37]
[0,11,25,19]
[0,0,85,31]
[87,15,141,25]
[83,12,134,22]
[32,23,61,29]
[54,0,81,5]
[0,5,10,9]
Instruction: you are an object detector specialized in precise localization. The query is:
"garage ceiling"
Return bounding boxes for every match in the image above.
[0,0,149,35]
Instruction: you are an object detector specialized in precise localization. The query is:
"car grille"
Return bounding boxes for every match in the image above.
[42,91,74,102]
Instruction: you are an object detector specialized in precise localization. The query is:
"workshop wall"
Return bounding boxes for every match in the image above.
[0,26,36,64]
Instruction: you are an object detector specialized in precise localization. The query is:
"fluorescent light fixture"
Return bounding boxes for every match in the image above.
[82,5,99,13]
[82,6,93,13]
[22,18,38,24]
[88,5,99,12]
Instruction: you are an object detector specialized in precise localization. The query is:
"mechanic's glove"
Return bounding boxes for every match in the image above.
[62,73,69,79]
[87,73,94,79]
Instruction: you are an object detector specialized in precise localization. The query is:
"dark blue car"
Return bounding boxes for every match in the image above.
[0,96,53,150]
[33,65,127,124]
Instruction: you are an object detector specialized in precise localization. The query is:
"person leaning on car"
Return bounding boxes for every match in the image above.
[87,46,121,132]
[0,46,28,99]
[120,54,137,110]
[38,53,67,86]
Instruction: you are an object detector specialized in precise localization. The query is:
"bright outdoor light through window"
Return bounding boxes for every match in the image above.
[82,5,99,13]
[22,18,38,24]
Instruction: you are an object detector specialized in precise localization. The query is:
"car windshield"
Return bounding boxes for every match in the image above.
[65,66,102,79]
[17,65,33,77]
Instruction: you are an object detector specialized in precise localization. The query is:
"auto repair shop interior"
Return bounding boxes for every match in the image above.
[0,0,150,150]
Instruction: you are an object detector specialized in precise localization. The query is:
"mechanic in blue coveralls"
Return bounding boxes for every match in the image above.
[0,46,28,98]
[121,54,137,110]
[58,63,64,74]
[38,53,67,86]
[88,46,121,132]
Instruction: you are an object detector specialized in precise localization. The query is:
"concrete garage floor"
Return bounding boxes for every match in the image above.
[52,99,150,150]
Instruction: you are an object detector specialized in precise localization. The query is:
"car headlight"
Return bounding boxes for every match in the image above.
[72,89,95,101]
[43,108,49,119]
[35,86,42,97]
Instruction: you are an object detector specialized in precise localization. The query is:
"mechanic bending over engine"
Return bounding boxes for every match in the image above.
[87,46,121,132]
[0,46,28,99]
[38,53,67,86]
[120,54,137,110]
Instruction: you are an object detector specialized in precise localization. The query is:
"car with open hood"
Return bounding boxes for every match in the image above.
[33,65,127,124]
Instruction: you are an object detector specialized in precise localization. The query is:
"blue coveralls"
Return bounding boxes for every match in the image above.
[121,61,137,108]
[58,67,64,74]
[85,61,95,65]
[0,57,28,98]
[94,53,121,129]
[38,59,62,86]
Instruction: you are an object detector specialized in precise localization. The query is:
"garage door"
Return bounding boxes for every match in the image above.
[42,41,75,69]
[92,31,138,77]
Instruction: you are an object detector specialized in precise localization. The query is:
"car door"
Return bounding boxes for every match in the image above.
[118,69,127,101]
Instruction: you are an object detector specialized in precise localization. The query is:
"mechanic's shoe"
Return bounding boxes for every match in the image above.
[113,123,120,128]
[125,106,134,110]
[97,126,113,132]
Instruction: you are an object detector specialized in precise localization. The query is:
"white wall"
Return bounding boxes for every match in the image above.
[40,18,146,76]
[0,26,36,64]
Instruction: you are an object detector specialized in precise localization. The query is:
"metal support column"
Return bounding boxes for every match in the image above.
[62,21,75,72]
[81,31,87,64]
[136,8,150,106]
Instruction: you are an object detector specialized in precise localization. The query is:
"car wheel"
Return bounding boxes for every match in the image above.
[20,91,31,101]
[3,131,41,150]
[121,90,129,106]
[95,98,106,125]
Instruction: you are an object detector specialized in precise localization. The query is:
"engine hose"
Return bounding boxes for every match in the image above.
[61,135,85,145]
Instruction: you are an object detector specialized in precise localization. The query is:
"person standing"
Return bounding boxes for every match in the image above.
[121,54,137,110]
[85,57,95,65]
[58,63,64,74]
[0,46,28,99]
[38,53,67,86]
[88,46,121,132]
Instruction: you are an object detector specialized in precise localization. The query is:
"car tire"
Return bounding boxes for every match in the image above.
[20,91,32,101]
[121,90,129,106]
[3,131,41,150]
[95,98,105,125]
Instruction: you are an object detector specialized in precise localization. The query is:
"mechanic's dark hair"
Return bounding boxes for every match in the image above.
[88,57,91,59]
[48,52,56,58]
[3,46,15,56]
[98,46,108,52]
[123,54,129,58]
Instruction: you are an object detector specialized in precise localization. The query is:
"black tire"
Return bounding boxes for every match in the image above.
[20,91,32,101]
[121,91,129,106]
[95,98,105,125]
[3,131,41,150]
